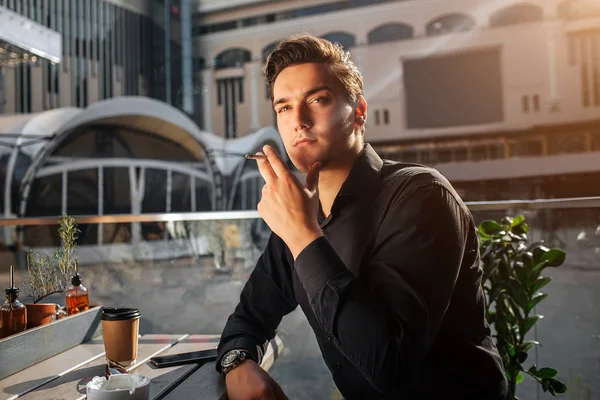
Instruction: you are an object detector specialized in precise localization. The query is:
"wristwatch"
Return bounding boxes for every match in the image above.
[220,349,255,376]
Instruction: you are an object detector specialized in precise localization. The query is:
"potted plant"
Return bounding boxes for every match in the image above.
[23,216,80,328]
[478,215,568,398]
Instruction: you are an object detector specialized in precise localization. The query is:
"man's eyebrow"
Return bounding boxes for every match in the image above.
[273,85,333,107]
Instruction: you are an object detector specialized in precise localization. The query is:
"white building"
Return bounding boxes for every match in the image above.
[193,0,600,200]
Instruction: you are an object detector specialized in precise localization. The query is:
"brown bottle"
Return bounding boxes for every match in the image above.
[66,262,90,315]
[0,265,27,339]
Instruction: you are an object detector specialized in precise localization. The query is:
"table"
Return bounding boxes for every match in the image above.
[0,334,283,400]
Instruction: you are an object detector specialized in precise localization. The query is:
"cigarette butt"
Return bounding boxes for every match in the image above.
[245,154,267,160]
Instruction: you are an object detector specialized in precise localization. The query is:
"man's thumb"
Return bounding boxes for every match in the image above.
[306,162,321,193]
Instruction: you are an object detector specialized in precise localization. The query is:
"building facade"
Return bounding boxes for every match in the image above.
[0,0,199,117]
[193,0,600,200]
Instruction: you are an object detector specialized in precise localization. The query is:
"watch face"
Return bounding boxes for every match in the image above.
[222,350,239,367]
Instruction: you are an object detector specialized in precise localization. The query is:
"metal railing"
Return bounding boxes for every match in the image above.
[0,196,599,226]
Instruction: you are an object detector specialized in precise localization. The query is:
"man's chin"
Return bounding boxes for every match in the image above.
[290,156,317,174]
[292,162,310,174]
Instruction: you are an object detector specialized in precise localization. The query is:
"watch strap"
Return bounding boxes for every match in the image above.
[221,349,255,376]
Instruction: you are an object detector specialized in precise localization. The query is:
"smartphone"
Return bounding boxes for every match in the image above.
[149,348,218,368]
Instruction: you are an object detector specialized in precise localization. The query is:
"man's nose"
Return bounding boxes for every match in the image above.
[293,104,312,132]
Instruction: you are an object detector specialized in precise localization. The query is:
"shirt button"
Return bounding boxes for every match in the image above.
[335,362,342,370]
[327,335,332,341]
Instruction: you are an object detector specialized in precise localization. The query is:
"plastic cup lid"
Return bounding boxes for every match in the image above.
[100,307,141,321]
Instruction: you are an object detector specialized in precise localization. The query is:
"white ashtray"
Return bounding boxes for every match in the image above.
[86,374,151,400]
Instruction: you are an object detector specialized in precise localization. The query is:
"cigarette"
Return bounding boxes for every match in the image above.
[245,153,267,160]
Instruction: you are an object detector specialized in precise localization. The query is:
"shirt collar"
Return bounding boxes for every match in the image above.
[336,143,384,198]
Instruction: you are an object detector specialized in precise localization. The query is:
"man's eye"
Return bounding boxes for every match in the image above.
[311,97,323,104]
[278,106,289,113]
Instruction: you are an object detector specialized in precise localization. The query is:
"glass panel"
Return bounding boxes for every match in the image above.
[142,168,166,213]
[102,167,130,214]
[0,204,597,398]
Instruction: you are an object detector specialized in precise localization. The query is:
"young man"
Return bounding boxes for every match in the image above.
[216,35,511,400]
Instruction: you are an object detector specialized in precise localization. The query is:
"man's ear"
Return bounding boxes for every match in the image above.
[355,95,367,125]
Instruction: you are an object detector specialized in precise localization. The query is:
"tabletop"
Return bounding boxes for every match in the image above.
[0,334,284,400]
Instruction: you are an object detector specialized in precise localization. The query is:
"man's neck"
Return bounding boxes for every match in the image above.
[318,145,363,217]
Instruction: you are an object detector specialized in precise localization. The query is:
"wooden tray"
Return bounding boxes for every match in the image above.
[0,305,103,379]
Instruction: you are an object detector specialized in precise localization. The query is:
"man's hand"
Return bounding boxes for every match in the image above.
[225,360,289,400]
[256,145,323,259]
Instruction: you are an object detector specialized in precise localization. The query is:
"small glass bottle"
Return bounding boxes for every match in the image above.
[66,262,90,315]
[0,265,27,339]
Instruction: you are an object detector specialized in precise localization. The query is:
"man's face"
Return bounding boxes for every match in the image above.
[272,63,359,173]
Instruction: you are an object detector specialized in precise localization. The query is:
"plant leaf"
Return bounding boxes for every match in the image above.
[519,340,539,353]
[524,315,543,334]
[542,379,551,392]
[528,364,538,374]
[542,249,566,267]
[516,351,528,363]
[510,215,525,228]
[516,372,524,384]
[537,368,558,379]
[479,220,506,236]
[513,221,529,235]
[531,277,552,294]
[549,379,568,394]
[532,245,550,264]
[527,293,548,314]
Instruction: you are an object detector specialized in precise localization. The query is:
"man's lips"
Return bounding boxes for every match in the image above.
[294,138,316,147]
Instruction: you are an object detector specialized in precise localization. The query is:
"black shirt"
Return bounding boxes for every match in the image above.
[217,144,511,399]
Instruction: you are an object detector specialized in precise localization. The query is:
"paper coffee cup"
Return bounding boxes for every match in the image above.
[101,308,141,367]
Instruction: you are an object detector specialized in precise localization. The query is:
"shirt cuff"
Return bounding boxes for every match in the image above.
[215,335,263,373]
[294,235,350,300]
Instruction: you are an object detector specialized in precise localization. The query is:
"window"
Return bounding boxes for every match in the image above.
[522,95,530,113]
[437,148,453,163]
[489,143,505,159]
[374,110,380,125]
[591,131,600,151]
[320,32,356,49]
[400,150,418,163]
[471,145,488,161]
[368,23,414,44]
[454,147,468,162]
[570,31,600,108]
[214,48,251,70]
[511,138,543,157]
[547,133,586,155]
[426,13,476,36]
[383,109,389,125]
[489,4,543,27]
[533,95,540,112]
[217,78,244,138]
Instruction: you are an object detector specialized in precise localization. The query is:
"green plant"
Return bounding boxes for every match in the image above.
[24,250,61,303]
[54,215,80,286]
[478,215,568,398]
[23,216,80,303]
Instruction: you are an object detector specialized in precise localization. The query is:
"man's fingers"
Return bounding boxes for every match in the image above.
[263,145,289,178]
[305,162,321,193]
[256,153,277,184]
